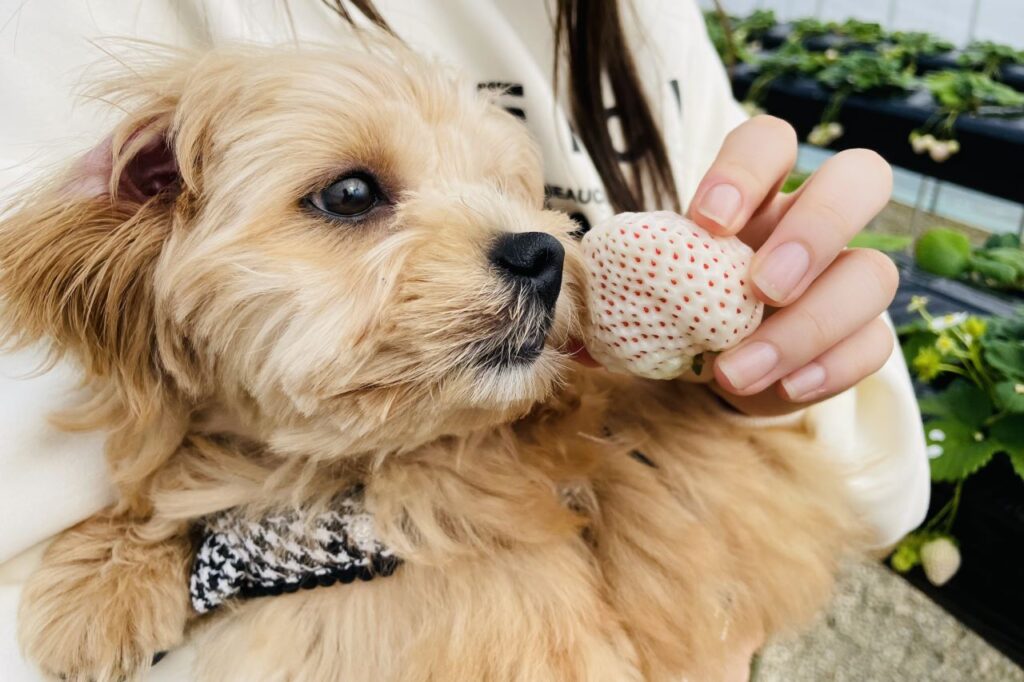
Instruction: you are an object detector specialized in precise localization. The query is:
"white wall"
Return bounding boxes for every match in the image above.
[699,0,1024,47]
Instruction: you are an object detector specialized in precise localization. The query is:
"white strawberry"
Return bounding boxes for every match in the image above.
[920,537,961,586]
[581,211,764,380]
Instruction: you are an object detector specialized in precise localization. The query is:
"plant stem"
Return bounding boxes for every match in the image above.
[943,481,964,534]
[712,1,738,69]
[923,480,964,534]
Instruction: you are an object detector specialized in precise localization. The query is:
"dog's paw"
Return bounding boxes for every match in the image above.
[18,513,191,682]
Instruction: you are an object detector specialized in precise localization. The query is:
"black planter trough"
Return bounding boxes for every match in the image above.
[729,65,1024,205]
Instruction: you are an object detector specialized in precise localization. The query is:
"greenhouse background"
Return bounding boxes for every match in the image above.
[702,0,1024,239]
[699,0,1023,45]
[701,2,1024,680]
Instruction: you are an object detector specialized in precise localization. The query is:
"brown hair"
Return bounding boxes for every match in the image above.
[320,0,680,214]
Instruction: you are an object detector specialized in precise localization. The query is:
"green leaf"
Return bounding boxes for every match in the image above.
[985,340,1024,382]
[925,379,993,428]
[926,418,1001,482]
[817,52,914,94]
[918,394,950,417]
[923,70,1024,112]
[849,232,912,253]
[981,247,1024,274]
[970,255,1018,285]
[781,171,809,194]
[984,233,1021,249]
[984,311,1024,346]
[1008,451,1024,481]
[994,381,1024,413]
[993,415,1024,481]
[991,414,1024,450]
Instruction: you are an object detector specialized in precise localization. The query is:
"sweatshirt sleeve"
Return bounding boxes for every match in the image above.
[801,322,931,548]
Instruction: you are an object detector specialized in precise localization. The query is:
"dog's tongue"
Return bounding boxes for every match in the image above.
[565,338,599,368]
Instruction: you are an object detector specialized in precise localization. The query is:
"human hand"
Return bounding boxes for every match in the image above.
[688,116,898,416]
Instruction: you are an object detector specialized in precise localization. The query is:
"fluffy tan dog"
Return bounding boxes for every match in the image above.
[2,42,862,681]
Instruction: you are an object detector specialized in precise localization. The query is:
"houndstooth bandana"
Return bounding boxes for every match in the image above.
[188,450,653,613]
[189,489,401,614]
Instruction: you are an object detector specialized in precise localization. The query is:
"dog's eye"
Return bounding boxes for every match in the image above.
[305,174,383,219]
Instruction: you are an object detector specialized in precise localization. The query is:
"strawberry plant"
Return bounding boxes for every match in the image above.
[958,40,1024,79]
[743,42,832,109]
[915,228,1024,293]
[807,51,915,146]
[788,17,831,42]
[892,298,1024,584]
[703,8,777,66]
[885,31,954,72]
[833,18,886,45]
[909,70,1024,162]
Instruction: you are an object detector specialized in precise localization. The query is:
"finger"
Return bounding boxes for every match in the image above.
[778,317,895,403]
[734,183,805,251]
[714,248,899,396]
[708,379,806,418]
[747,149,893,306]
[688,115,797,236]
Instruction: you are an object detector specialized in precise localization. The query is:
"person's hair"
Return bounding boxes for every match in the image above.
[320,0,680,214]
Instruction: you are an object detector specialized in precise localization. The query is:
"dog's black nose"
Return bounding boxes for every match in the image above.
[490,232,565,310]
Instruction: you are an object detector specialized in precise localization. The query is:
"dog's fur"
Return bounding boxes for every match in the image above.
[3,43,863,681]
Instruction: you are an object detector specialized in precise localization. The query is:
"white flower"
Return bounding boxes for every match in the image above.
[928,429,946,442]
[974,431,984,442]
[920,537,961,586]
[908,295,929,313]
[926,444,944,459]
[1015,383,1024,395]
[929,312,968,332]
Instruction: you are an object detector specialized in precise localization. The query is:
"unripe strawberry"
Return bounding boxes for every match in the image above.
[910,131,934,155]
[581,211,764,379]
[920,537,961,586]
[929,141,952,163]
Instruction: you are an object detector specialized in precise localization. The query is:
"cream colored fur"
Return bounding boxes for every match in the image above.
[1,42,863,681]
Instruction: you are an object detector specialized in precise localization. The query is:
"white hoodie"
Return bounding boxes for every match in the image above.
[0,1,929,678]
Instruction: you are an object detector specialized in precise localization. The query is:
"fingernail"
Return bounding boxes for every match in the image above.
[697,184,742,229]
[716,342,779,391]
[754,242,811,302]
[781,363,827,400]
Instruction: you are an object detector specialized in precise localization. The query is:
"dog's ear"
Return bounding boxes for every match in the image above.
[0,101,201,417]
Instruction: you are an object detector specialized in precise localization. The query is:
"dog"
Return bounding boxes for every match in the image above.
[2,42,862,681]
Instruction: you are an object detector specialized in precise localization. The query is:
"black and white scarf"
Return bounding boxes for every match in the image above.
[189,490,401,614]
[189,449,653,613]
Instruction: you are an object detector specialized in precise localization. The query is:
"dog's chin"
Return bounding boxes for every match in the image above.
[477,329,549,370]
[468,346,563,410]
[464,323,569,411]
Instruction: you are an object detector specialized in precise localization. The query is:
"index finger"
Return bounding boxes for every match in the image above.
[688,115,797,236]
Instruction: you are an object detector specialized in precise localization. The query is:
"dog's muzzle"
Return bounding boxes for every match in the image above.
[478,232,565,368]
[489,232,564,313]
